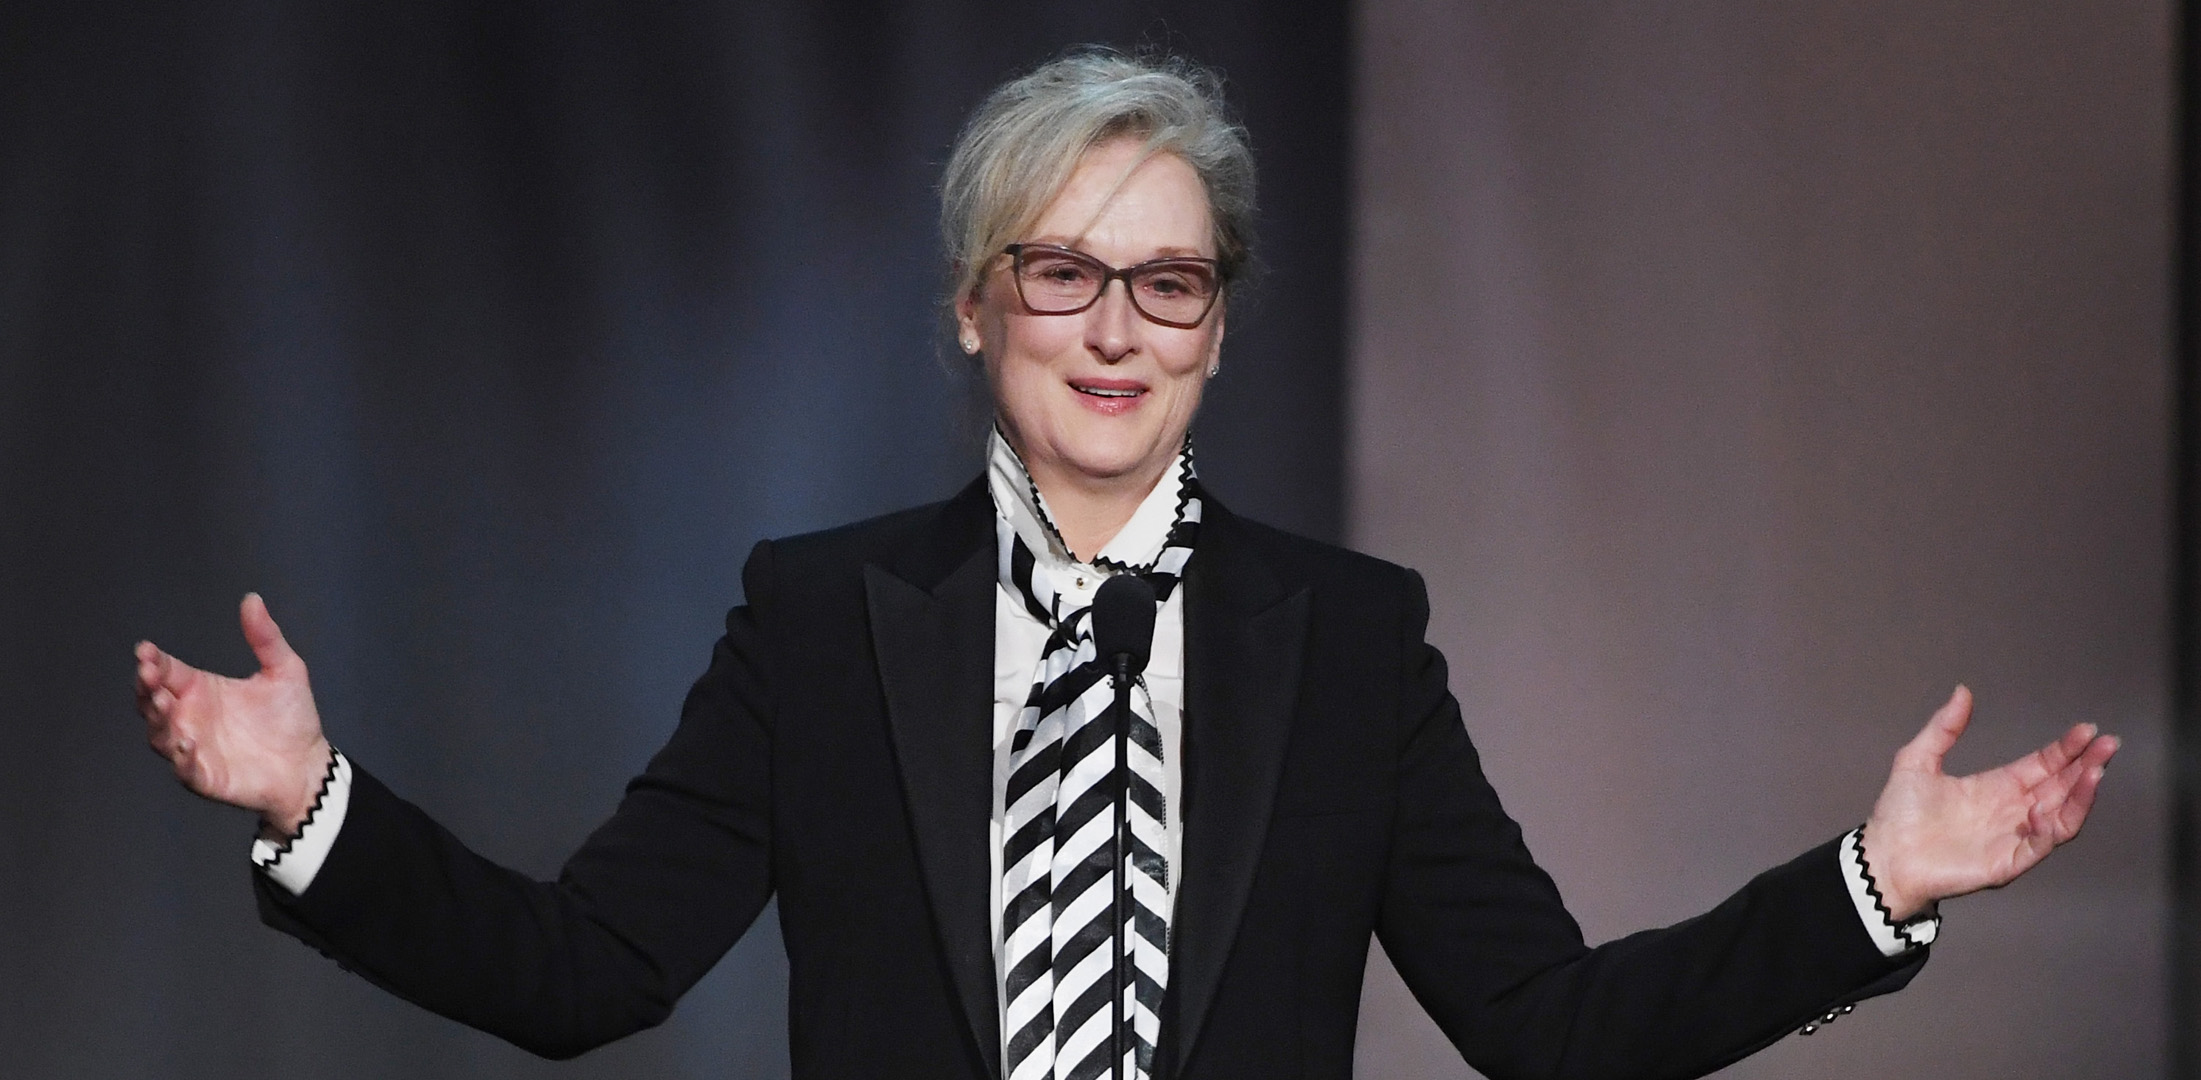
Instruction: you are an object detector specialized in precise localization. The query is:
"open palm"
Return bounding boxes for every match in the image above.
[1862,686,2117,922]
[136,593,331,833]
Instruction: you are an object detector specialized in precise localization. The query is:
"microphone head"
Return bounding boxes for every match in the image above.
[1091,574,1158,677]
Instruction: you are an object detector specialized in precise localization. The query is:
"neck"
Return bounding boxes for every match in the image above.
[1024,453,1173,563]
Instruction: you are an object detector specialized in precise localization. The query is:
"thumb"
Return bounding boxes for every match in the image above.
[1899,684,1973,773]
[239,592,303,675]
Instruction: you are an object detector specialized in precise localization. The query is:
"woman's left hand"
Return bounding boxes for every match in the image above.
[1860,686,2118,922]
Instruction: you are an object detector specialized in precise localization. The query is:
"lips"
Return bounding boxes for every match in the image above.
[1068,377,1147,415]
[1070,378,1146,399]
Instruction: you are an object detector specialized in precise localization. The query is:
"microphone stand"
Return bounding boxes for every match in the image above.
[1110,651,1132,1080]
[1093,573,1154,1080]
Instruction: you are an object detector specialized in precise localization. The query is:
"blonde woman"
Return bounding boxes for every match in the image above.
[137,49,2116,1080]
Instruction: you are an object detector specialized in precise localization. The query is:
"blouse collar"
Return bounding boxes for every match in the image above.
[987,427,1191,576]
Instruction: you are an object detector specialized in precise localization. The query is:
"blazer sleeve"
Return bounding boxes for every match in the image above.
[253,540,785,1060]
[1374,569,1925,1080]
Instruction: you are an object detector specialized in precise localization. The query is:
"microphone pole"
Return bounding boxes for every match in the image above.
[1110,647,1130,1080]
[1092,575,1156,1080]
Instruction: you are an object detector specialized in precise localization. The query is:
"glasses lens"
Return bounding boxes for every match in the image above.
[1129,262,1218,326]
[1014,249,1103,313]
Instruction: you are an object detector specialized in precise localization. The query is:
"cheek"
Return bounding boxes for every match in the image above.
[983,344,1054,436]
[1159,326,1222,382]
[1166,368,1208,422]
[997,311,1082,363]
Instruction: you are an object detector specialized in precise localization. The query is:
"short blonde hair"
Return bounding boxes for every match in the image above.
[940,48,1256,316]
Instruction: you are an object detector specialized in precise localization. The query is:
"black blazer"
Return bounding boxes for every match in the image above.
[257,478,1923,1080]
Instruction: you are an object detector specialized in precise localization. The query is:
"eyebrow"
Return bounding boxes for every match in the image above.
[1024,237,1213,260]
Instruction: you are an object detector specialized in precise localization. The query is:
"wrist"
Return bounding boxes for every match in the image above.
[260,738,335,840]
[1857,821,1932,922]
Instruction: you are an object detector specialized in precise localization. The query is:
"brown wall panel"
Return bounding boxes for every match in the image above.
[1349,4,2173,1077]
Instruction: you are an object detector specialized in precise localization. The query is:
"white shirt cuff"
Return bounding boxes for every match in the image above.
[1838,825,1940,957]
[249,749,351,897]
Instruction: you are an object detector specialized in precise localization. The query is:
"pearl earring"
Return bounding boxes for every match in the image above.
[1207,363,1220,377]
[961,335,979,355]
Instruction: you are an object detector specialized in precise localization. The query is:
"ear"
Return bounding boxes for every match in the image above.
[1204,302,1227,376]
[955,290,978,334]
[954,271,987,354]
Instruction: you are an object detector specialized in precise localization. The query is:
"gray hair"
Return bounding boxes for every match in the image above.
[939,48,1257,317]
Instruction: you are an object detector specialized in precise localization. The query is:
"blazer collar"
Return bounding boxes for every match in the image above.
[865,478,1308,1080]
[1165,498,1310,1076]
[867,477,1002,1076]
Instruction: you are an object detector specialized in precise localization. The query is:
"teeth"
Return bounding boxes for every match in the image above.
[1078,386,1140,398]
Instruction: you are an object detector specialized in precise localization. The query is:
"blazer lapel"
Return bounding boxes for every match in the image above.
[863,482,1311,1079]
[867,480,1004,1080]
[1166,503,1311,1074]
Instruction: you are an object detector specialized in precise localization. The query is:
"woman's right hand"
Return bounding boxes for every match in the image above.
[136,593,333,836]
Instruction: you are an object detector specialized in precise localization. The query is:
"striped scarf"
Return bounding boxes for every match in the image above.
[995,439,1200,1080]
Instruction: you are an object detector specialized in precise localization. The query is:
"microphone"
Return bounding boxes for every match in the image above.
[1092,573,1157,683]
[1089,572,1154,1080]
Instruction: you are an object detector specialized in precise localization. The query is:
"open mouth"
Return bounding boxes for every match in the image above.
[1071,378,1147,400]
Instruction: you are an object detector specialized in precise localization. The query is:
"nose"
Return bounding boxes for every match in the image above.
[1085,277,1139,363]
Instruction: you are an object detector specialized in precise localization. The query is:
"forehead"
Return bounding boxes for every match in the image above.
[1026,138,1215,260]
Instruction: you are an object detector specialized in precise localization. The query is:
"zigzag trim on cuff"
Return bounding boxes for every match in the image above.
[1850,824,1935,949]
[254,747,340,875]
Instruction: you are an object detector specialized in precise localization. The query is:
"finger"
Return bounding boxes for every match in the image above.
[2082,732,2122,770]
[2033,734,2118,841]
[143,644,203,699]
[144,688,194,747]
[146,712,184,758]
[2005,723,2097,789]
[1898,685,1973,772]
[240,593,302,676]
[2044,757,2110,843]
[136,646,168,701]
[167,737,203,788]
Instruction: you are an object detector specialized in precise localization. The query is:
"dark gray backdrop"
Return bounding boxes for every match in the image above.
[0,4,1347,1077]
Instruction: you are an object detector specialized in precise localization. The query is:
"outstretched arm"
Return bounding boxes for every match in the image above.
[133,579,780,1059]
[1860,685,2118,922]
[135,592,332,837]
[1377,572,2115,1080]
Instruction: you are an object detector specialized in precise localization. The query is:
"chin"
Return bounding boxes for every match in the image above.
[1057,434,1170,481]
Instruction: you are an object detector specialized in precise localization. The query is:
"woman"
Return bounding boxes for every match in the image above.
[135,50,2116,1080]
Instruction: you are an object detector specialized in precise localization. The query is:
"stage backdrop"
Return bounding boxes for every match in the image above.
[0,4,1346,1078]
[1350,4,2173,1079]
[2,3,2178,1079]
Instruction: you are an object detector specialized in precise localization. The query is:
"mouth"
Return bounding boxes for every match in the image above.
[1070,378,1148,400]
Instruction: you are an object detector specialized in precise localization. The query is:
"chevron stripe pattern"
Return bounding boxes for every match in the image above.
[997,454,1199,1080]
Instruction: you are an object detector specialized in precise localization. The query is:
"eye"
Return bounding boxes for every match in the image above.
[1138,265,1214,299]
[1021,253,1098,286]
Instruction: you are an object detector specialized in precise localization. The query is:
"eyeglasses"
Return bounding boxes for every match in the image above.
[1002,243,1223,329]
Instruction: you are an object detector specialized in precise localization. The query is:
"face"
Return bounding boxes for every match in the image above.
[958,137,1225,497]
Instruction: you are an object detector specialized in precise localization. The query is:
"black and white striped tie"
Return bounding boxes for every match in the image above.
[998,466,1200,1080]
